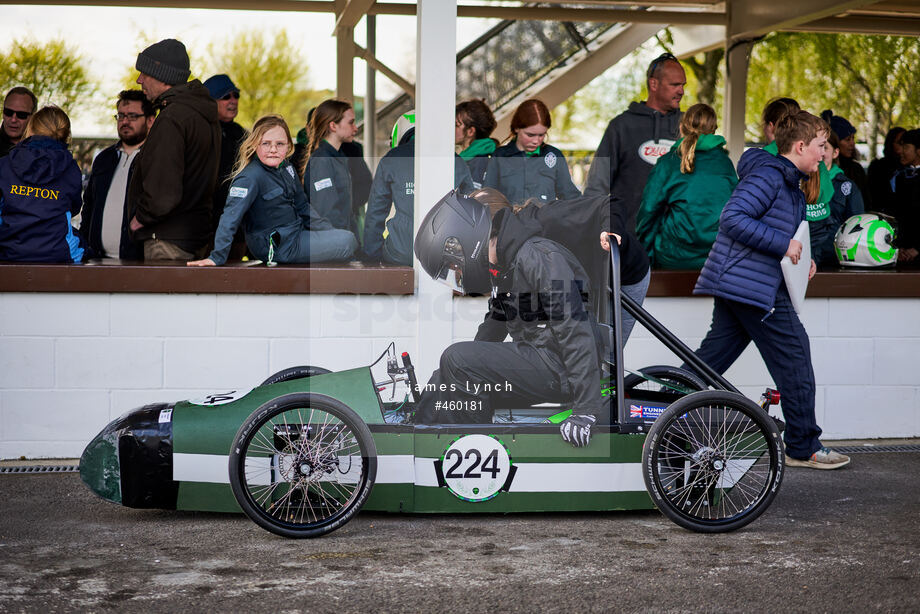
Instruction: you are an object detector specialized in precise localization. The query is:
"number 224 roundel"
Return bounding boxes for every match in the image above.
[439,434,513,502]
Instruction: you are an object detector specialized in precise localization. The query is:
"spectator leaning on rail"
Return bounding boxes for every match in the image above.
[203,74,247,257]
[455,99,498,189]
[809,127,865,266]
[0,87,37,158]
[584,52,685,233]
[867,126,906,215]
[483,98,581,206]
[636,103,738,270]
[187,115,356,267]
[294,106,373,245]
[300,99,357,234]
[890,128,920,263]
[80,90,154,260]
[0,105,84,262]
[363,110,473,265]
[127,38,221,261]
[690,110,850,470]
[823,110,871,210]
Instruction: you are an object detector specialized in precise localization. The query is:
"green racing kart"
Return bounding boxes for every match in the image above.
[80,248,785,537]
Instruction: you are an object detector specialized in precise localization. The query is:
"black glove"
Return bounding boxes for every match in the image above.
[560,414,596,448]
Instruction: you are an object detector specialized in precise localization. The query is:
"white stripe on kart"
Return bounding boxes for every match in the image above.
[174,453,645,491]
[174,453,416,485]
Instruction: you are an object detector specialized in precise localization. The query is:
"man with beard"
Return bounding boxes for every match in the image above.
[80,90,155,259]
[127,38,220,261]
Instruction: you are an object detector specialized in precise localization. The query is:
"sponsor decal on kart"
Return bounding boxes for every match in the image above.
[434,434,516,502]
[187,389,254,406]
[629,404,666,420]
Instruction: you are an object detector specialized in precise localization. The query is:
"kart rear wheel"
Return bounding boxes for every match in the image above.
[261,366,331,386]
[642,390,783,533]
[229,393,377,538]
[624,365,706,400]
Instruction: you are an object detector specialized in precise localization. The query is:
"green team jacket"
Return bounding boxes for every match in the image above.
[636,134,738,269]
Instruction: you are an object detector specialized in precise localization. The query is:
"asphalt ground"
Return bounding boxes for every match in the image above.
[0,449,918,613]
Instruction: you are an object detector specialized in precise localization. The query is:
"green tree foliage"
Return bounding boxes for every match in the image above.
[746,32,920,152]
[0,38,93,115]
[553,43,648,148]
[206,29,324,131]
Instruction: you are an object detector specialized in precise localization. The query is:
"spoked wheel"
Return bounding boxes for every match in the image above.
[642,390,784,533]
[260,366,331,386]
[229,393,377,538]
[624,365,706,401]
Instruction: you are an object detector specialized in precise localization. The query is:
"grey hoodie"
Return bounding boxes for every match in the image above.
[585,101,681,232]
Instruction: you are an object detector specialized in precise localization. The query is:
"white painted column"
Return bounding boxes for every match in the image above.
[723,39,753,164]
[414,0,458,381]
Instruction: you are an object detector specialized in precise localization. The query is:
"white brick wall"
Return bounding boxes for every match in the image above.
[0,292,918,458]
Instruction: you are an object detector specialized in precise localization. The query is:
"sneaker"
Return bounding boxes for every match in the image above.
[785,446,851,470]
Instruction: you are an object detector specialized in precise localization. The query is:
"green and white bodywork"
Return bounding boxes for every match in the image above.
[81,365,657,516]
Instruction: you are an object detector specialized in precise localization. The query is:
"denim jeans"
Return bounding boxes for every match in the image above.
[278,228,357,263]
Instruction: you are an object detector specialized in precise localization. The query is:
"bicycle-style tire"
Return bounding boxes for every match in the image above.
[642,390,784,533]
[229,393,377,538]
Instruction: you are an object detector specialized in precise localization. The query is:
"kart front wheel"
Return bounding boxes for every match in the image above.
[642,390,783,533]
[229,393,377,538]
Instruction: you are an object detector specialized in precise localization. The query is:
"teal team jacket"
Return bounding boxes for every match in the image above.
[636,135,738,270]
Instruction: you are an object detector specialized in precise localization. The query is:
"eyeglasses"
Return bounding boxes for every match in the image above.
[647,52,678,80]
[258,140,287,150]
[114,112,146,122]
[3,108,32,120]
[220,92,240,101]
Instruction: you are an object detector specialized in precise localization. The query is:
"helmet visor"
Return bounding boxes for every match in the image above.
[434,236,468,293]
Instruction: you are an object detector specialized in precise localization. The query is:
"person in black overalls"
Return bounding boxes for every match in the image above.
[412,191,608,447]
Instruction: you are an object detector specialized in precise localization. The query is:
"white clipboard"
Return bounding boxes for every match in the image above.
[780,221,811,314]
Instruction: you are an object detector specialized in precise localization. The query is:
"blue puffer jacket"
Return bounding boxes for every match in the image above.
[694,148,806,312]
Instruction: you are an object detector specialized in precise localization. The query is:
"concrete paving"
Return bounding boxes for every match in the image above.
[0,450,918,613]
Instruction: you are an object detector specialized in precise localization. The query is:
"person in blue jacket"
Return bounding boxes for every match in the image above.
[0,105,83,263]
[691,110,849,470]
[363,110,474,265]
[187,115,356,267]
[483,98,581,205]
[300,99,356,234]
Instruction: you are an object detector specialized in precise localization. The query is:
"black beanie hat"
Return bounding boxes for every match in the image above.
[135,39,191,85]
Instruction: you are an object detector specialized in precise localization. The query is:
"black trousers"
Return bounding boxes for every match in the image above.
[414,341,567,424]
[693,285,823,459]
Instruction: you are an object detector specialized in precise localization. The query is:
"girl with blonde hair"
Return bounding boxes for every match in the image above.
[0,105,84,262]
[636,103,737,269]
[189,114,355,266]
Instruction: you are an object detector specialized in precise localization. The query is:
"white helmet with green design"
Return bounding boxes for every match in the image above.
[391,110,416,148]
[834,213,897,267]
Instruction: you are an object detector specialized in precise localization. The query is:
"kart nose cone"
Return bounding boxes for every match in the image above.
[79,402,178,509]
[80,420,123,504]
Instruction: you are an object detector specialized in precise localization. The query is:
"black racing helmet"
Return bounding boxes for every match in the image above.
[414,189,492,294]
